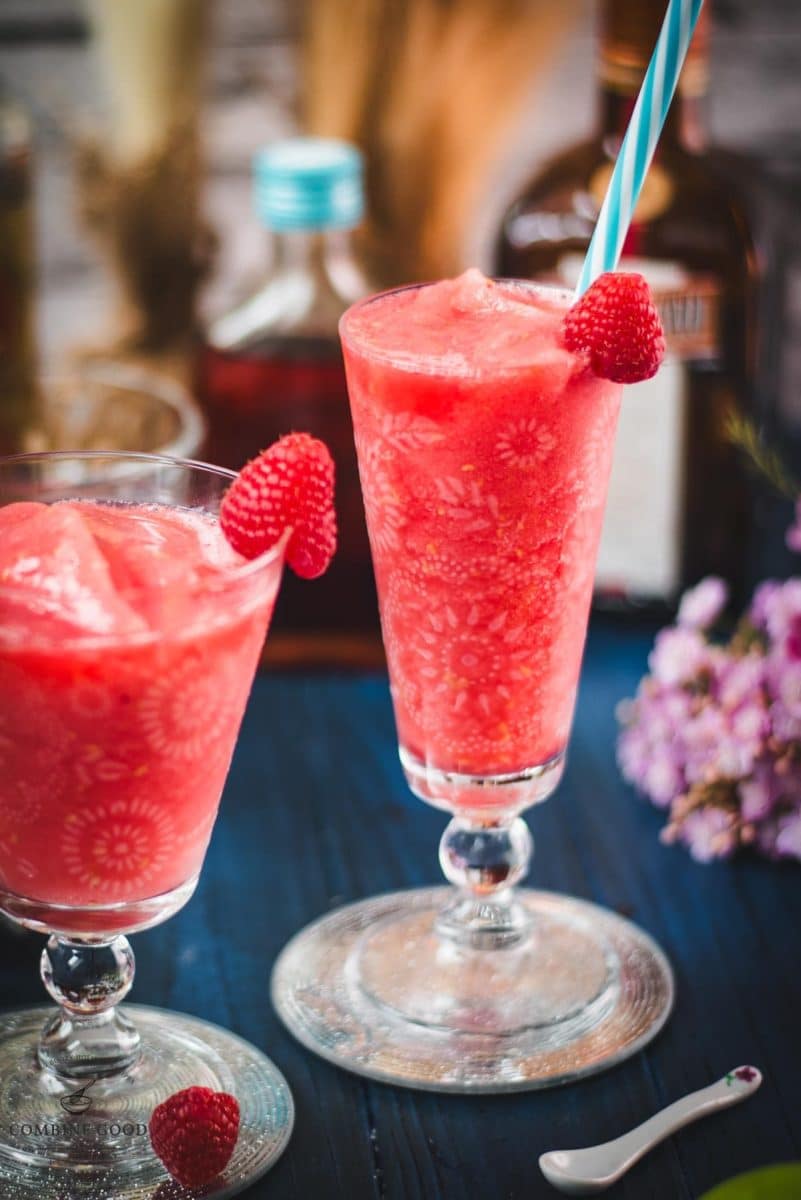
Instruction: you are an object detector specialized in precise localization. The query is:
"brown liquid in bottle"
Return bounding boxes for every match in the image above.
[197,334,383,668]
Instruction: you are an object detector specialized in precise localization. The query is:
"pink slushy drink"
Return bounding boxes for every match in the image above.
[0,500,279,920]
[341,270,622,784]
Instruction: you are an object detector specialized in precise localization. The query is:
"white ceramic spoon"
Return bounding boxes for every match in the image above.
[539,1066,762,1195]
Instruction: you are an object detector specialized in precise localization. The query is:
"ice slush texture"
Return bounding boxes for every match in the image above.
[0,501,279,917]
[341,271,622,783]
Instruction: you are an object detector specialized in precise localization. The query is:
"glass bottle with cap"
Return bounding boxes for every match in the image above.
[197,136,380,667]
[494,0,760,613]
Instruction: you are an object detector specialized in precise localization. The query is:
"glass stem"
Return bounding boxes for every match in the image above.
[38,935,140,1080]
[436,816,533,950]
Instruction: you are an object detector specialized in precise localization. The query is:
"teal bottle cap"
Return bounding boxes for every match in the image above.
[253,138,365,231]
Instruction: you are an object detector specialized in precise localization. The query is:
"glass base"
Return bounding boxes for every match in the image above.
[399,745,565,815]
[272,887,674,1093]
[0,875,200,939]
[0,1005,293,1198]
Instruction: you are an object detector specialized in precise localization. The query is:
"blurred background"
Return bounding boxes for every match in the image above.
[1,0,800,665]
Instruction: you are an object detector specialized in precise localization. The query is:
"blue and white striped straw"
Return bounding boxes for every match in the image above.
[575,0,705,298]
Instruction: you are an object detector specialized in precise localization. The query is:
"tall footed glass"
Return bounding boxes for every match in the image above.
[272,274,673,1092]
[0,453,292,1198]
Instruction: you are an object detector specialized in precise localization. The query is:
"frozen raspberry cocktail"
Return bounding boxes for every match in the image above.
[0,499,275,919]
[342,269,621,794]
[272,270,674,1094]
[0,446,336,1197]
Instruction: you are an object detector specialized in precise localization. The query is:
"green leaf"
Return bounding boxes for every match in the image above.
[701,1164,801,1200]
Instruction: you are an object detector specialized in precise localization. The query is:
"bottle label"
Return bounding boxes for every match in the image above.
[657,276,720,360]
[557,255,721,599]
[589,162,674,225]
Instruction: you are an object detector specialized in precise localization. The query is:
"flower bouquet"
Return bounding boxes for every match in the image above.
[617,510,801,863]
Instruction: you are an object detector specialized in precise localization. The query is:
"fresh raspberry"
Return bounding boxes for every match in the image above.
[562,271,665,384]
[149,1086,240,1188]
[220,433,337,578]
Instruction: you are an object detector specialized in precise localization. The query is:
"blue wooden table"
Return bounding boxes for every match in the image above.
[2,619,800,1198]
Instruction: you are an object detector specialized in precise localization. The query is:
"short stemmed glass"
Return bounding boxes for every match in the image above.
[0,452,293,1198]
[272,280,674,1092]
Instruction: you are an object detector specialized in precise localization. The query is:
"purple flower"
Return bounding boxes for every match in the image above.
[617,693,688,806]
[617,725,651,790]
[764,579,801,645]
[773,659,801,720]
[755,817,781,859]
[729,699,769,750]
[649,627,709,686]
[769,700,801,744]
[754,804,801,860]
[635,685,693,743]
[641,750,685,808]
[786,498,801,553]
[749,580,781,632]
[776,763,801,802]
[660,687,695,725]
[616,539,801,865]
[683,706,756,782]
[748,796,801,864]
[739,763,778,822]
[775,807,801,860]
[787,614,801,661]
[680,807,738,862]
[677,577,728,630]
[716,653,765,711]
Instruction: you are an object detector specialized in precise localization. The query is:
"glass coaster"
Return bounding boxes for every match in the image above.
[0,1005,293,1199]
[272,886,674,1094]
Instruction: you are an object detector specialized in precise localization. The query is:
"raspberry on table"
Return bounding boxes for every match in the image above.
[563,271,665,384]
[149,1085,240,1188]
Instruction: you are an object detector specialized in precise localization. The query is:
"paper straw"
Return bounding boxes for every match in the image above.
[575,0,705,297]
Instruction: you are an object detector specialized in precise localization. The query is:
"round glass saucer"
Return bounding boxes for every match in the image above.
[272,886,674,1094]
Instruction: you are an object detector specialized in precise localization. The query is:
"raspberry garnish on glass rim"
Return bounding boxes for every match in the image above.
[563,271,665,385]
[220,432,337,578]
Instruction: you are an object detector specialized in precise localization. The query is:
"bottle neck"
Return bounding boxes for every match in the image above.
[597,85,705,154]
[596,0,708,154]
[270,227,356,273]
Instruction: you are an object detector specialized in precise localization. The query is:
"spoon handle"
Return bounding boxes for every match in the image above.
[601,1067,762,1179]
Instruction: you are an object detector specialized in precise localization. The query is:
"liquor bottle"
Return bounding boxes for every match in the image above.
[0,90,38,454]
[495,0,759,610]
[197,138,381,666]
